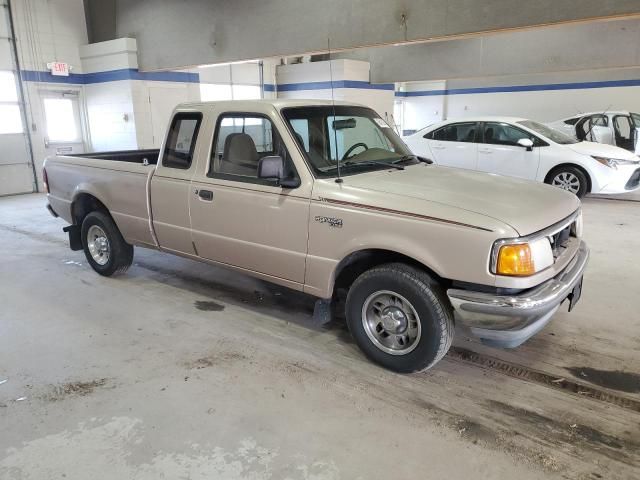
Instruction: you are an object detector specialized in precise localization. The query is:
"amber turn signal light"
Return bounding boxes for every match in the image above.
[496,244,536,276]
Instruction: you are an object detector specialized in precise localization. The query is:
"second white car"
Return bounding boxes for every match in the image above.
[404,117,640,197]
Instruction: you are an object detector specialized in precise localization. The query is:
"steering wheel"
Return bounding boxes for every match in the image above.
[341,142,369,160]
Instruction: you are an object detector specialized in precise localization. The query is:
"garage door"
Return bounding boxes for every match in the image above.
[0,0,35,196]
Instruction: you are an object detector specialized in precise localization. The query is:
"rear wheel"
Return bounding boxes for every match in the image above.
[81,211,133,276]
[345,263,454,373]
[546,166,588,198]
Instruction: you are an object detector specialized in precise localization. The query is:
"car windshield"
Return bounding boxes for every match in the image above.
[282,106,416,177]
[517,120,579,145]
[631,113,640,126]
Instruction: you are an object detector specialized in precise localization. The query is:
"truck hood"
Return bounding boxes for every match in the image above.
[566,141,640,161]
[345,165,580,236]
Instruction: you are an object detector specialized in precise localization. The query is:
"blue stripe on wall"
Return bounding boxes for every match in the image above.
[263,83,276,92]
[396,78,640,97]
[275,80,394,92]
[20,68,200,85]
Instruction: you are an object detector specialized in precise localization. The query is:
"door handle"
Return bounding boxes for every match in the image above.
[432,144,446,150]
[479,149,493,154]
[196,189,213,201]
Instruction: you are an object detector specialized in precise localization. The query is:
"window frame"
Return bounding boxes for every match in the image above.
[480,121,545,147]
[425,122,480,143]
[207,111,299,186]
[161,112,203,170]
[613,114,633,139]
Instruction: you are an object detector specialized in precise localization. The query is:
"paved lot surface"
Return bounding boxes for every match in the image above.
[1,193,639,479]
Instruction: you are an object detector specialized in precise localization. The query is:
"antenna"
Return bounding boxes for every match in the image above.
[328,37,343,183]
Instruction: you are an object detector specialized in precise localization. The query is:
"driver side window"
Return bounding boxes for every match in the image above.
[209,114,297,184]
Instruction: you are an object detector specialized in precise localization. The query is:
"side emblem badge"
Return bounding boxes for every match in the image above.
[315,216,343,228]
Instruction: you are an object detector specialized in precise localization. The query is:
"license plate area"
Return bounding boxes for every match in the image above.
[568,276,584,312]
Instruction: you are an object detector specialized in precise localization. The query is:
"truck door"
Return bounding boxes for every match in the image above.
[189,113,310,285]
[150,111,203,255]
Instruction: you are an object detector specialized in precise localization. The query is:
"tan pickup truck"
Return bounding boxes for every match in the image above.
[44,99,589,373]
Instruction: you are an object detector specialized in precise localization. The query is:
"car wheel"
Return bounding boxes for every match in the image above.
[547,166,588,198]
[81,211,134,276]
[345,263,454,373]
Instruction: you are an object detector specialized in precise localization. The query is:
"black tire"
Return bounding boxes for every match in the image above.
[81,211,133,276]
[545,166,589,198]
[345,263,454,373]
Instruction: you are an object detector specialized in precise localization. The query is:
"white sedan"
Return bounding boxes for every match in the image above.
[547,111,640,155]
[404,117,640,198]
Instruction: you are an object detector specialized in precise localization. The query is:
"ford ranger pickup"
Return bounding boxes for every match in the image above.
[44,100,589,373]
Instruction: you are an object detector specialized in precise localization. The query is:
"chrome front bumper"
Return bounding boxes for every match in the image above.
[447,241,589,348]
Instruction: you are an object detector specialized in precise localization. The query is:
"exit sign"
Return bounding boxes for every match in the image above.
[47,62,70,76]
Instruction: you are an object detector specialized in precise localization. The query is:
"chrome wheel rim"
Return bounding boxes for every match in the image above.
[87,225,110,266]
[361,290,421,355]
[552,172,580,194]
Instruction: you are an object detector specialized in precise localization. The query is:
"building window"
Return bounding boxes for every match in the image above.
[0,71,23,134]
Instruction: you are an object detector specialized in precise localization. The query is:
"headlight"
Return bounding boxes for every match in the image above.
[592,156,639,170]
[491,237,553,276]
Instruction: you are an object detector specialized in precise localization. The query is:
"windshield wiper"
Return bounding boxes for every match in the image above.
[341,160,405,170]
[391,154,433,165]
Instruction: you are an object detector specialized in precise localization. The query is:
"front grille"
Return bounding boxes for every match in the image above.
[550,223,573,259]
[625,168,640,190]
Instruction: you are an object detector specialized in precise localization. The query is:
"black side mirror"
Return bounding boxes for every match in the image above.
[257,155,300,188]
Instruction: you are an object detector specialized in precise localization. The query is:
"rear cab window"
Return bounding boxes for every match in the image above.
[162,112,202,169]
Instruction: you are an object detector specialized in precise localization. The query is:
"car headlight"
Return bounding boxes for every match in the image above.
[491,237,553,276]
[592,156,640,170]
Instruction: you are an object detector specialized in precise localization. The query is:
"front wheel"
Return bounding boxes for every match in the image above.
[345,263,454,373]
[81,211,133,276]
[546,166,588,198]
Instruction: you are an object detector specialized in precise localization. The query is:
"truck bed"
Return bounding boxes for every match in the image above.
[69,149,160,165]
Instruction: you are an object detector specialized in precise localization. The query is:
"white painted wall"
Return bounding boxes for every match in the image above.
[276,60,395,119]
[81,38,200,151]
[5,0,88,192]
[398,68,640,134]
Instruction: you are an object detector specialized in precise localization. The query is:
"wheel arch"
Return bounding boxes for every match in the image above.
[331,248,448,297]
[71,191,111,226]
[544,163,592,193]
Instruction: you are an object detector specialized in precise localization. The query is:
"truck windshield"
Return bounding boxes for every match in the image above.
[517,120,579,145]
[282,106,416,177]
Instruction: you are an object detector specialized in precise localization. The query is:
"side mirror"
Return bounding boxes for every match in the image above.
[517,138,534,151]
[257,155,300,189]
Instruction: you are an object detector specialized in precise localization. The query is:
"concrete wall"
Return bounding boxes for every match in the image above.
[346,18,640,84]
[98,0,640,71]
